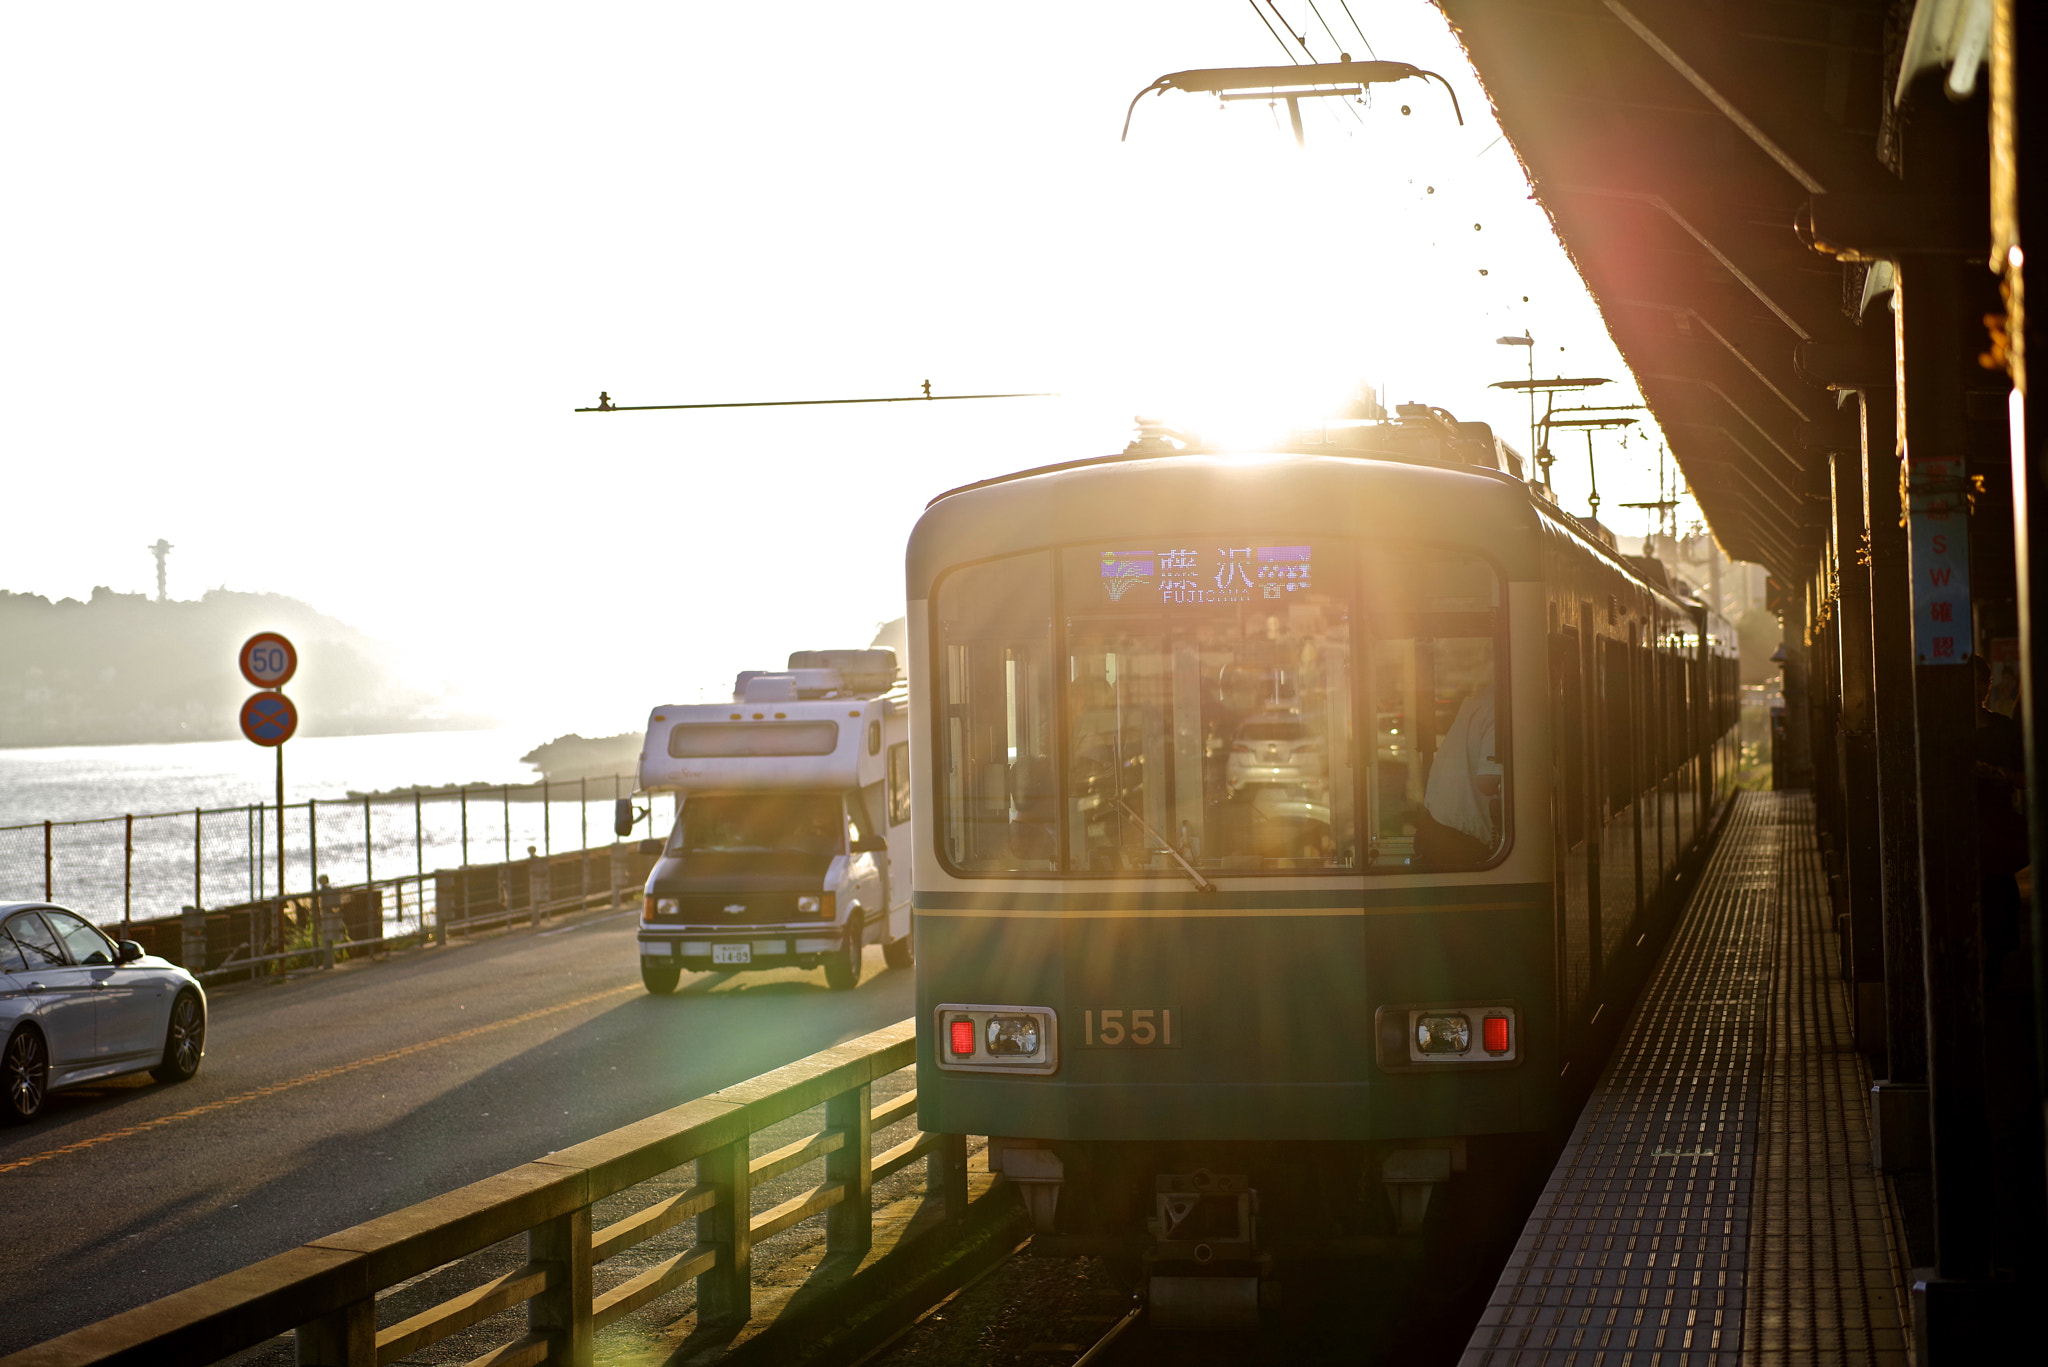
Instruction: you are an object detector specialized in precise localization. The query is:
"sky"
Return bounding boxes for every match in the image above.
[2,2,1706,739]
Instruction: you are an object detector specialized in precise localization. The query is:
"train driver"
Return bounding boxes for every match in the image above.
[1416,685,1500,864]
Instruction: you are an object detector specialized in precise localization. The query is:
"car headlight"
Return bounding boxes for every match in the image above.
[797,895,819,914]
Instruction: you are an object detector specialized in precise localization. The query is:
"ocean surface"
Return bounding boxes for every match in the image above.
[0,731,668,926]
[0,730,550,828]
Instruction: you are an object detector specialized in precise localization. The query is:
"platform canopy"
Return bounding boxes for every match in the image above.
[1436,0,1900,586]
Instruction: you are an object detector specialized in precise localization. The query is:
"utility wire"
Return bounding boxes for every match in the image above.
[1338,0,1379,59]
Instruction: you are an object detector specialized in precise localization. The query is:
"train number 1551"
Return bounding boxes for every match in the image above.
[1083,1007,1179,1048]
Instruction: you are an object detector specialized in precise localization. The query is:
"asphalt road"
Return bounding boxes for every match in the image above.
[0,911,915,1355]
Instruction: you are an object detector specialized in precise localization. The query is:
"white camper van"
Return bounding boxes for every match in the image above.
[632,650,912,994]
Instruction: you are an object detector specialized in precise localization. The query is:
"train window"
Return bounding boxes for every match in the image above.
[1601,639,1635,809]
[1060,539,1357,874]
[888,742,912,826]
[935,552,1057,872]
[1363,550,1505,869]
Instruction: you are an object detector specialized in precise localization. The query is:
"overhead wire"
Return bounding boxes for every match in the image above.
[1307,1,1346,55]
[1257,1,1367,131]
[1337,1,1379,59]
[1246,0,1300,61]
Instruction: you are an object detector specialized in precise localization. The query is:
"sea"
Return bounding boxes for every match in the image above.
[0,730,669,927]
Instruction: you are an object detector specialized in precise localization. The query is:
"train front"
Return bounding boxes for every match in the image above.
[906,452,1557,1318]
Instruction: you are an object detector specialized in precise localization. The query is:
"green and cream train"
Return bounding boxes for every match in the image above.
[906,409,1739,1301]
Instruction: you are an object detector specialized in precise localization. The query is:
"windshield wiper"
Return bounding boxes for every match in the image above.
[1115,800,1216,893]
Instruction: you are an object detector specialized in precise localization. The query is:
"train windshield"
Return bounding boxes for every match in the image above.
[935,540,1505,877]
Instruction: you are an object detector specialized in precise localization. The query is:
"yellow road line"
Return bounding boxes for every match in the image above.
[0,981,642,1177]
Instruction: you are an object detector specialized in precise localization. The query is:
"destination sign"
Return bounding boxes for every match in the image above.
[1097,543,1315,607]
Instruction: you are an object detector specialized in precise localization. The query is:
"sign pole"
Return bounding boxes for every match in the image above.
[239,631,301,965]
[276,734,286,952]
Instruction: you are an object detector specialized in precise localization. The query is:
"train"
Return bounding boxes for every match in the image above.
[905,403,1739,1322]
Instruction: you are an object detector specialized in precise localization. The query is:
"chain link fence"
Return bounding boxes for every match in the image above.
[0,778,679,965]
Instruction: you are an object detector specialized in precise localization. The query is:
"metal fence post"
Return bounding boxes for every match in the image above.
[43,820,51,901]
[363,796,373,888]
[502,785,511,865]
[294,1296,375,1366]
[193,808,202,914]
[309,799,319,904]
[460,785,469,868]
[696,1137,754,1323]
[123,814,133,928]
[529,847,547,927]
[825,1083,873,1256]
[543,778,551,857]
[528,1203,593,1366]
[580,777,589,905]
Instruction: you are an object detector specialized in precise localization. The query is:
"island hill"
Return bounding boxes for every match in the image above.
[0,586,489,748]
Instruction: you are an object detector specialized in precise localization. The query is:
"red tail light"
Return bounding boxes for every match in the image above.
[1483,1015,1511,1053]
[949,1019,975,1057]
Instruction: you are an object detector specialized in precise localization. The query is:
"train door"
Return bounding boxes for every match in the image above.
[1580,601,1603,996]
[1550,624,1593,1032]
[1598,630,1639,970]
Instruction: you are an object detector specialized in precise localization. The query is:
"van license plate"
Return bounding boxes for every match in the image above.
[712,944,752,965]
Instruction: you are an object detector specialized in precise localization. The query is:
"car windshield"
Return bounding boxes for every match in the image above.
[667,793,849,859]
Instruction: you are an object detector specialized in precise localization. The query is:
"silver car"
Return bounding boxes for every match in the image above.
[2,902,207,1123]
[1225,714,1328,793]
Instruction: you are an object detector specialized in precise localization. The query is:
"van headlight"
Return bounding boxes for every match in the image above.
[796,894,834,917]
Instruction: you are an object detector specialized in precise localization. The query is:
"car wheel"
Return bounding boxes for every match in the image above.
[883,916,914,970]
[641,959,681,995]
[151,991,205,1084]
[4,1026,48,1123]
[825,912,864,991]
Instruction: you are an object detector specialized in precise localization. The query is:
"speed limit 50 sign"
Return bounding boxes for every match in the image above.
[239,632,298,689]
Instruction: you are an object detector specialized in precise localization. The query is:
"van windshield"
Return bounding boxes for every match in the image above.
[668,793,849,860]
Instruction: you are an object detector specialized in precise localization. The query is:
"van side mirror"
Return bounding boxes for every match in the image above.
[117,940,146,964]
[615,798,640,839]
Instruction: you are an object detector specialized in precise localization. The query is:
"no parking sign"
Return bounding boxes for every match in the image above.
[240,691,298,746]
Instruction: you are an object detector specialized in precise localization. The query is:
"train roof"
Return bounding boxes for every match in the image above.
[910,446,1730,649]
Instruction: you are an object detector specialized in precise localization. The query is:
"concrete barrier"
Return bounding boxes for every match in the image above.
[0,1020,963,1367]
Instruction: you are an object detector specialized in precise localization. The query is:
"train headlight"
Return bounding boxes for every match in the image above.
[934,1004,1060,1074]
[1376,1003,1522,1070]
[1415,1013,1471,1054]
[985,1015,1042,1056]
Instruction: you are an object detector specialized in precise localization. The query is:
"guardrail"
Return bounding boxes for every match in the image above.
[3,1020,966,1367]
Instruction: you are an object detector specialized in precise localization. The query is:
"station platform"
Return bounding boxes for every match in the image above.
[1461,791,1913,1364]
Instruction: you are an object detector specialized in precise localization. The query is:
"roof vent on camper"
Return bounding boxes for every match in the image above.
[738,673,799,703]
[787,649,898,696]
